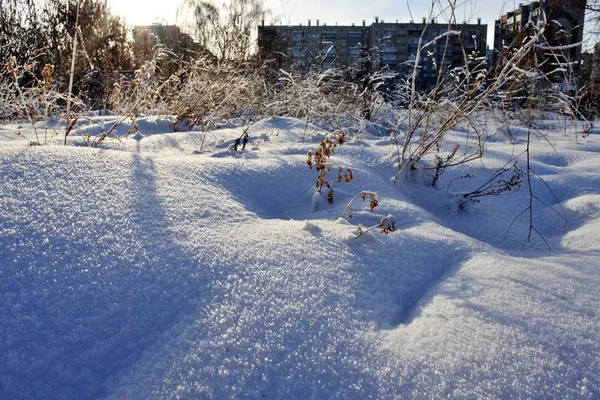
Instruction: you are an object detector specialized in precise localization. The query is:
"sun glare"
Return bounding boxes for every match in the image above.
[106,0,179,25]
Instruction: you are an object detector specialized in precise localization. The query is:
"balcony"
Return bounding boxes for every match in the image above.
[292,48,305,57]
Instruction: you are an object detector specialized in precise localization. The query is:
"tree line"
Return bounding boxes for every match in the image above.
[0,0,266,107]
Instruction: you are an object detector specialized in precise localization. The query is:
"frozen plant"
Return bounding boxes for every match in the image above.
[342,191,379,219]
[2,57,84,145]
[306,130,352,204]
[456,162,524,211]
[355,215,397,240]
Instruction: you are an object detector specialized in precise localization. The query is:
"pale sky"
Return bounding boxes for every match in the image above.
[105,0,581,49]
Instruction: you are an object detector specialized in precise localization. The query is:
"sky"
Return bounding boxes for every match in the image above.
[104,0,570,49]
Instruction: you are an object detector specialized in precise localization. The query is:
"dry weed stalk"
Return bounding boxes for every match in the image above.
[307,130,352,204]
[431,144,459,187]
[5,57,40,144]
[3,57,82,145]
[455,161,524,211]
[393,5,580,183]
[342,191,379,219]
[64,0,80,145]
[340,191,396,240]
[355,215,397,239]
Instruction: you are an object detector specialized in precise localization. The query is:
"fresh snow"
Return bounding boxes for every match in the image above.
[1,114,599,399]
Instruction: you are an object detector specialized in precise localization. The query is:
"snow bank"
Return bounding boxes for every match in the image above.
[1,115,599,399]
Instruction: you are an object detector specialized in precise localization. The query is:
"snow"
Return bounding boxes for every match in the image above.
[1,114,599,399]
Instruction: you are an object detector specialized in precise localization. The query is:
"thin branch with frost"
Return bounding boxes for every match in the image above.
[534,42,582,51]
[420,30,461,51]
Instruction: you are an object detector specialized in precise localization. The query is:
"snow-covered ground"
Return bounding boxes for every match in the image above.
[1,114,599,399]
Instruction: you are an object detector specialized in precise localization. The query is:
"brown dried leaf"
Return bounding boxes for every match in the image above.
[369,193,379,211]
[379,216,397,234]
[370,198,378,211]
[344,169,354,183]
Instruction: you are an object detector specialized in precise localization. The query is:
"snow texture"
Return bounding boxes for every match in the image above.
[1,114,599,399]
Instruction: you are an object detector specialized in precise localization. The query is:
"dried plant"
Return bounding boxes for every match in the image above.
[355,215,397,239]
[2,57,84,144]
[457,161,524,210]
[306,130,352,204]
[342,191,379,219]
[431,144,460,187]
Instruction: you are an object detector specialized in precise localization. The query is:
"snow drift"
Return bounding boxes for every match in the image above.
[1,116,599,399]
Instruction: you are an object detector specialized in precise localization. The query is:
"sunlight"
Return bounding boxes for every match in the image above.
[106,0,179,25]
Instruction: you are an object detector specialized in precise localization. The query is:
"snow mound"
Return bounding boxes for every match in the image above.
[1,115,599,399]
[560,195,600,250]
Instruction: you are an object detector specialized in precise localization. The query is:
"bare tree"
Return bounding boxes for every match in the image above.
[0,0,43,67]
[178,0,266,61]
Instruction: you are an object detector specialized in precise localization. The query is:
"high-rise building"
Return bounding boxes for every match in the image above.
[132,24,204,66]
[588,43,600,94]
[258,18,488,89]
[493,1,586,75]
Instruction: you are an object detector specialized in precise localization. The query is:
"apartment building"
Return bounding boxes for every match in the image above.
[257,20,370,72]
[132,24,201,65]
[494,0,586,72]
[587,43,600,94]
[258,17,488,89]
